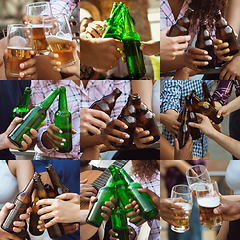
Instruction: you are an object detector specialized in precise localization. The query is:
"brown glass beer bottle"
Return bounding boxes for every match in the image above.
[1,174,35,239]
[191,91,223,124]
[44,183,56,198]
[202,82,215,107]
[177,107,191,149]
[215,10,240,56]
[88,88,122,135]
[195,21,216,69]
[168,8,194,37]
[111,94,137,148]
[33,173,65,239]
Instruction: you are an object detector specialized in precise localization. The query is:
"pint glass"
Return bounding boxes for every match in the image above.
[186,165,211,196]
[170,185,193,233]
[43,13,76,68]
[26,2,52,55]
[196,180,223,228]
[7,24,33,77]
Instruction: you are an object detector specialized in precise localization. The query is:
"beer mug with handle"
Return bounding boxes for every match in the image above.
[171,185,193,233]
[196,180,223,228]
[7,24,33,77]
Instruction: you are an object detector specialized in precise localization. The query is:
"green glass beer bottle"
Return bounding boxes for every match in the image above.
[8,88,60,148]
[122,7,146,79]
[55,86,72,153]
[10,87,31,122]
[119,169,159,220]
[111,200,129,240]
[33,173,65,239]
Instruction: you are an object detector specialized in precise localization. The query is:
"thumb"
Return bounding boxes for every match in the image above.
[188,122,199,128]
[217,108,223,118]
[213,205,223,215]
[72,39,77,50]
[80,179,88,184]
[162,27,170,36]
[0,202,15,222]
[138,188,154,198]
[174,138,180,152]
[5,117,22,134]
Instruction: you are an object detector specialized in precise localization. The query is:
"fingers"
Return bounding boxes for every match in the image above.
[89,109,111,123]
[30,128,38,138]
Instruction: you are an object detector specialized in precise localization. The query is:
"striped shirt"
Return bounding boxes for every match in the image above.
[31,80,80,159]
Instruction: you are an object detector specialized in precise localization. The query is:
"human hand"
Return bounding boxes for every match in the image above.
[56,193,80,204]
[184,47,212,71]
[217,105,231,118]
[83,21,106,38]
[80,180,97,202]
[140,40,160,56]
[133,127,155,148]
[109,227,136,240]
[4,49,37,80]
[160,28,191,60]
[174,135,193,160]
[213,38,233,62]
[80,108,110,135]
[62,223,79,235]
[219,55,240,80]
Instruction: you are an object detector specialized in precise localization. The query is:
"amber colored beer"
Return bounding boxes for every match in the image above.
[32,25,50,55]
[198,196,222,228]
[171,202,192,233]
[46,35,75,67]
[8,47,32,77]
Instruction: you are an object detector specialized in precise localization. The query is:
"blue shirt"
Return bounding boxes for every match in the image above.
[0,80,31,159]
[160,80,214,158]
[32,160,80,240]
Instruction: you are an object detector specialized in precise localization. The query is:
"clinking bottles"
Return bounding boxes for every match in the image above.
[111,94,137,149]
[1,174,35,238]
[195,21,216,69]
[122,7,146,80]
[55,86,72,153]
[33,173,65,239]
[46,164,70,195]
[44,183,56,198]
[215,10,240,56]
[202,82,215,107]
[177,107,190,149]
[168,8,194,37]
[191,90,223,124]
[88,88,122,136]
[8,88,60,148]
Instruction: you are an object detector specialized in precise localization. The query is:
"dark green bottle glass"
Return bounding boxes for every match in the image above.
[119,169,159,220]
[8,88,59,148]
[104,2,119,26]
[10,87,31,121]
[122,7,146,80]
[55,86,72,153]
[111,200,129,240]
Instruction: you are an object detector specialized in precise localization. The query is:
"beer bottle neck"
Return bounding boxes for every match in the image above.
[183,8,194,20]
[58,87,68,111]
[123,7,138,38]
[119,169,134,185]
[40,88,59,110]
[108,2,124,25]
[19,87,31,109]
[109,166,126,185]
[18,176,35,201]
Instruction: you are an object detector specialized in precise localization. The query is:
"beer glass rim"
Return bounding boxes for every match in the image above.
[26,2,51,8]
[42,13,68,22]
[186,165,209,180]
[196,180,219,192]
[171,185,192,196]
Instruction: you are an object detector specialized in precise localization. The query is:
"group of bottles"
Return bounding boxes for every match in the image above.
[1,164,70,239]
[86,165,158,240]
[168,8,239,69]
[102,2,146,80]
[89,88,160,148]
[8,86,72,153]
[177,82,223,149]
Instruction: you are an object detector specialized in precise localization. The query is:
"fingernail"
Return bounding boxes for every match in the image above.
[204,62,209,65]
[62,139,66,142]
[131,231,134,234]
[207,56,212,60]
[125,134,130,138]
[56,68,61,72]
[219,40,223,43]
[19,72,24,78]
[139,128,144,132]
[204,51,208,54]
[55,148,59,151]
[185,211,189,214]
[59,130,63,134]
[185,216,189,219]
[225,49,230,53]
[119,139,124,143]
[115,233,119,236]
[149,136,154,141]
[38,220,42,224]
[224,43,229,47]
[217,115,220,118]
[123,124,128,129]
[226,56,231,59]
[54,54,59,58]
[56,62,61,66]
[20,63,25,69]
[145,130,150,135]
[60,143,64,146]
[39,229,43,232]
[37,225,41,229]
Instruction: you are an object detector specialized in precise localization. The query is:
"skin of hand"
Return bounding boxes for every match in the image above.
[109,227,136,240]
[140,41,160,56]
[4,49,37,80]
[183,47,213,71]
[84,21,106,38]
[213,38,233,62]
[80,179,98,202]
[48,40,80,78]
[133,127,155,148]
[174,135,193,160]
[217,96,240,117]
[1,117,38,151]
[80,108,111,135]
[0,203,31,240]
[160,28,191,61]
[161,110,181,138]
[41,124,76,151]
[100,119,130,150]
[56,193,80,204]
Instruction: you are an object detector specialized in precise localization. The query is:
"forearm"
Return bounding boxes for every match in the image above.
[225,96,240,113]
[226,0,240,33]
[80,134,103,148]
[160,55,186,72]
[160,134,174,160]
[222,195,240,202]
[0,134,7,150]
[174,160,193,175]
[80,210,89,224]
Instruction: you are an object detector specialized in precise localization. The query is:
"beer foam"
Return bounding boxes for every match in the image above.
[46,33,72,41]
[198,196,220,208]
[175,202,192,211]
[8,46,32,50]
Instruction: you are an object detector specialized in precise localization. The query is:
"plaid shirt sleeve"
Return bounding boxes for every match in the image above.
[160,80,182,113]
[50,0,77,19]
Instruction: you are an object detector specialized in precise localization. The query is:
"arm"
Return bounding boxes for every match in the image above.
[217,95,240,117]
[226,0,240,34]
[215,221,229,240]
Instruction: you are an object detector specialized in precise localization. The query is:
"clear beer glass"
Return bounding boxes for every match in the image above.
[171,185,193,233]
[43,13,76,68]
[196,180,223,228]
[7,24,33,77]
[186,165,211,196]
[26,2,52,55]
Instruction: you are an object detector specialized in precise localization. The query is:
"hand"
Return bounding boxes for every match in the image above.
[174,135,193,160]
[80,108,110,135]
[213,38,233,62]
[219,55,240,80]
[126,200,146,226]
[62,223,79,235]
[80,180,97,202]
[1,117,38,151]
[83,21,106,38]
[217,105,231,118]
[160,28,191,60]
[133,127,155,148]
[56,193,80,204]
[109,227,136,240]
[22,15,44,25]
[48,40,80,77]
[4,49,37,80]
[184,47,212,71]
[101,119,130,150]
[140,40,160,56]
